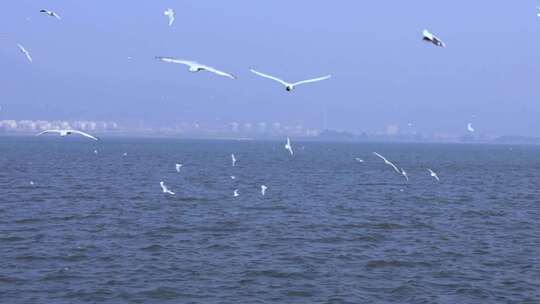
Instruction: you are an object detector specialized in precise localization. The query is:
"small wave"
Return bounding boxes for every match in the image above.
[366,259,431,269]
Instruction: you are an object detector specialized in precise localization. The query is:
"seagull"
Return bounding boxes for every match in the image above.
[36,129,99,141]
[427,168,440,182]
[175,163,183,172]
[40,9,61,20]
[401,168,409,181]
[164,8,175,26]
[233,189,239,197]
[93,149,98,155]
[17,44,32,63]
[373,152,400,174]
[156,56,236,79]
[355,158,364,163]
[284,137,294,155]
[123,152,128,157]
[29,181,35,186]
[230,175,236,180]
[467,123,475,132]
[250,68,331,92]
[537,6,540,17]
[160,181,175,195]
[422,29,446,47]
[261,185,268,196]
[231,154,237,167]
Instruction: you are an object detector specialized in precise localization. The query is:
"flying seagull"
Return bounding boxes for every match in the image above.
[422,29,446,47]
[40,9,61,20]
[261,185,268,196]
[164,8,175,26]
[250,68,331,92]
[427,168,440,182]
[156,56,236,79]
[233,189,239,197]
[175,163,183,172]
[467,123,475,132]
[17,44,32,63]
[355,158,364,163]
[230,175,236,180]
[36,129,99,141]
[373,152,400,174]
[231,154,237,167]
[285,137,294,155]
[537,6,540,17]
[160,181,175,195]
[401,168,409,181]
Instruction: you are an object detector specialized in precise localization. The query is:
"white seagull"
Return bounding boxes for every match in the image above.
[233,189,239,197]
[261,185,268,196]
[422,29,446,47]
[467,123,475,132]
[231,154,237,167]
[373,152,400,174]
[164,8,175,26]
[537,6,540,17]
[156,56,236,79]
[250,68,331,92]
[17,44,32,63]
[355,158,364,163]
[285,137,294,156]
[175,163,183,172]
[40,9,61,20]
[401,168,409,181]
[160,181,175,195]
[427,168,440,182]
[230,175,236,180]
[36,129,99,141]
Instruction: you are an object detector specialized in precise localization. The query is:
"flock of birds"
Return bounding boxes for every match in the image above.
[16,6,478,196]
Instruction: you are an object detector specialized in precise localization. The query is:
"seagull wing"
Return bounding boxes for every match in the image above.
[17,44,32,62]
[250,69,289,86]
[53,12,61,20]
[200,64,236,79]
[36,130,61,136]
[387,160,401,174]
[69,130,99,141]
[373,152,387,162]
[292,75,332,86]
[155,56,194,67]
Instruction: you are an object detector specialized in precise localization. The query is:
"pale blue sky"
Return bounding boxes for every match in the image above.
[1,1,539,135]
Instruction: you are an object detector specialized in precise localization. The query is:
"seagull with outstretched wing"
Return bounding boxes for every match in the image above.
[156,56,236,79]
[36,129,99,141]
[17,44,32,63]
[285,137,294,156]
[160,181,175,195]
[427,168,440,182]
[250,68,331,92]
[373,152,400,174]
[422,29,446,47]
[40,9,61,20]
[164,8,175,26]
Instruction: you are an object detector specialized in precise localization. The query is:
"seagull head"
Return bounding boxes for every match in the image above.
[285,85,294,92]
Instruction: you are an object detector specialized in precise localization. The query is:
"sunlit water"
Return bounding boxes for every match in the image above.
[1,137,539,303]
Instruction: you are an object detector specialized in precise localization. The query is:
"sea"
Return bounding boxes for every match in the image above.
[1,137,539,303]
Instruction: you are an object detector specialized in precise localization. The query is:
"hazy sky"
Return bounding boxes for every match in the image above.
[1,1,539,136]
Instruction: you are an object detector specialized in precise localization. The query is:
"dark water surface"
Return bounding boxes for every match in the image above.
[1,137,539,303]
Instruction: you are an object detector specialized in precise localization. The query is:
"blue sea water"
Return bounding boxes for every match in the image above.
[1,137,539,303]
